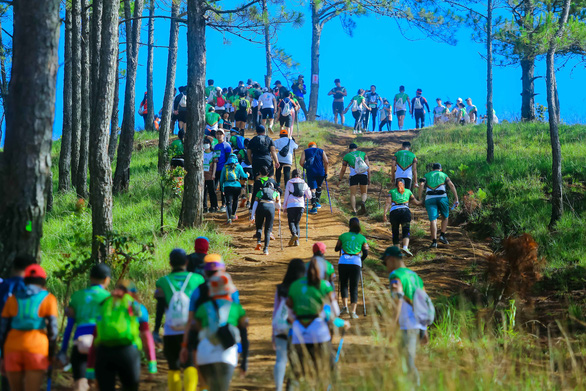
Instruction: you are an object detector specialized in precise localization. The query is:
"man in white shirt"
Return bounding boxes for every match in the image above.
[258,87,277,133]
[273,129,299,188]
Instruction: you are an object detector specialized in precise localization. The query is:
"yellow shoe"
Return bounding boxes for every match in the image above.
[184,366,199,391]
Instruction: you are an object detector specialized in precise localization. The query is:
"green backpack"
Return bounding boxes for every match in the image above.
[95,294,142,349]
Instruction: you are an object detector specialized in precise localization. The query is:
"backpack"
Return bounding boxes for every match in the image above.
[261,180,275,201]
[179,93,187,109]
[216,95,225,107]
[165,274,192,331]
[208,300,240,349]
[236,135,246,151]
[272,296,290,336]
[279,138,291,158]
[12,291,49,330]
[96,294,141,348]
[353,154,369,175]
[281,99,292,116]
[292,182,304,198]
[412,288,435,326]
[414,96,424,110]
[224,164,239,182]
[239,99,248,110]
[351,99,359,112]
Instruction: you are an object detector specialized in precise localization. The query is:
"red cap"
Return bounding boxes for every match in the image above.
[24,264,47,279]
[313,242,326,255]
[195,237,210,254]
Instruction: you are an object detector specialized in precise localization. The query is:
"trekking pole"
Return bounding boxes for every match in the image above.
[325,178,333,214]
[360,268,367,317]
[224,194,230,223]
[47,364,53,391]
[279,207,283,250]
[327,328,346,391]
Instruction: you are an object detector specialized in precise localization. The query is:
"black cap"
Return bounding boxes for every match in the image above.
[432,163,442,170]
[256,125,266,133]
[349,143,358,149]
[445,101,452,105]
[169,248,187,267]
[380,246,403,260]
[274,80,282,86]
[247,78,253,84]
[90,263,112,279]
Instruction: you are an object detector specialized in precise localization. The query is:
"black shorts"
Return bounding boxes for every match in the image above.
[395,177,412,190]
[333,101,344,114]
[261,108,274,119]
[279,115,292,128]
[252,162,274,179]
[177,110,187,123]
[349,174,368,186]
[235,110,247,122]
[164,334,192,370]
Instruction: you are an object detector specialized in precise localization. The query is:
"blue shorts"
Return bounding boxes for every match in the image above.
[261,108,274,119]
[425,197,450,221]
[306,174,325,190]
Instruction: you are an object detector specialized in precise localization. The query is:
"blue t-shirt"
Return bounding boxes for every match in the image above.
[0,277,25,312]
[304,148,325,177]
[214,141,232,172]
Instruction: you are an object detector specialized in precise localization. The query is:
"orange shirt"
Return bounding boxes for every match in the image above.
[1,293,58,355]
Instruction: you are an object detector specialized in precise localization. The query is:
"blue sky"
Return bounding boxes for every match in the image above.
[2,4,586,143]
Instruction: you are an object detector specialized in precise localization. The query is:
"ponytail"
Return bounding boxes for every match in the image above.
[307,257,321,288]
[398,180,405,194]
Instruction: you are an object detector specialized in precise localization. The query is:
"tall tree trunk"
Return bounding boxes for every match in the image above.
[90,0,119,261]
[109,54,120,162]
[179,0,206,228]
[486,0,494,164]
[0,17,9,143]
[59,8,73,192]
[520,58,536,121]
[113,0,143,193]
[0,0,60,274]
[70,0,82,187]
[158,0,180,174]
[145,0,155,132]
[307,4,321,121]
[90,0,103,113]
[263,0,272,88]
[76,0,91,198]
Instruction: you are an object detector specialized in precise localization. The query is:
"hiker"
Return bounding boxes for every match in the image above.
[456,102,468,125]
[282,169,312,246]
[187,236,210,276]
[249,83,262,129]
[154,249,204,391]
[58,264,112,391]
[391,141,418,190]
[311,242,336,286]
[250,166,281,255]
[247,125,280,180]
[299,142,329,215]
[126,283,158,380]
[443,101,454,123]
[286,257,337,389]
[229,128,246,155]
[237,138,253,208]
[233,92,251,132]
[213,88,227,117]
[433,98,448,125]
[383,179,422,257]
[288,95,301,133]
[418,163,459,248]
[203,139,218,213]
[272,259,306,391]
[170,131,185,168]
[213,129,233,213]
[205,79,216,101]
[481,105,499,124]
[275,91,295,137]
[273,80,288,101]
[410,88,430,129]
[222,112,232,131]
[291,75,308,119]
[379,98,393,132]
[381,246,429,386]
[220,153,249,224]
[259,87,278,133]
[273,129,299,188]
[174,86,188,133]
[466,98,478,124]
[206,107,222,133]
[365,85,383,132]
[328,79,347,126]
[138,91,148,128]
[393,86,411,131]
[0,264,57,391]
[344,89,370,134]
[339,143,370,215]
[334,217,369,319]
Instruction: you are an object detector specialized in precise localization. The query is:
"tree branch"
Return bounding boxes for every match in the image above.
[118,15,186,26]
[317,1,346,18]
[206,0,260,15]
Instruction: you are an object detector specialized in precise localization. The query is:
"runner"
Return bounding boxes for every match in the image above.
[379,98,393,132]
[310,242,336,286]
[205,107,222,133]
[344,89,370,134]
[155,249,205,391]
[364,85,383,132]
[391,141,418,190]
[328,79,347,126]
[273,80,288,101]
[272,258,306,391]
[393,86,410,131]
[383,179,422,257]
[299,142,329,215]
[339,143,370,215]
[213,129,233,213]
[466,97,478,124]
[249,82,262,129]
[282,169,312,246]
[229,128,245,154]
[250,167,281,255]
[275,91,295,137]
[380,246,429,386]
[187,236,210,277]
[418,163,459,248]
[237,138,253,208]
[410,88,430,129]
[0,264,58,391]
[273,129,299,188]
[170,132,185,168]
[334,217,369,319]
[126,283,158,380]
[291,75,308,119]
[174,86,188,133]
[203,139,218,213]
[433,98,448,125]
[219,153,249,224]
[212,88,227,118]
[233,92,251,132]
[58,264,112,391]
[259,87,277,133]
[138,91,148,128]
[205,79,216,101]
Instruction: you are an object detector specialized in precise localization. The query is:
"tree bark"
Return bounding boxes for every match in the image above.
[158,0,180,174]
[108,54,120,162]
[0,17,9,143]
[307,4,321,121]
[59,7,73,192]
[113,0,143,194]
[0,0,60,274]
[520,58,536,121]
[76,0,91,198]
[179,0,206,228]
[145,0,155,132]
[486,0,494,164]
[71,0,82,187]
[90,0,103,113]
[263,0,272,88]
[89,0,119,261]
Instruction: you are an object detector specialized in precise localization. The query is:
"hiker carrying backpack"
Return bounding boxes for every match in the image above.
[281,99,293,117]
[282,170,311,246]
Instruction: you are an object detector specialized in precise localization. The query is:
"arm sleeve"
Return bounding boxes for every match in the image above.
[239,326,249,372]
[283,183,290,209]
[251,200,259,217]
[425,99,431,111]
[60,316,75,353]
[154,295,166,334]
[361,247,369,262]
[139,322,157,367]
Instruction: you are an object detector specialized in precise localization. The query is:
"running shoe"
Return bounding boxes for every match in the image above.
[309,207,318,215]
[402,246,413,257]
[359,202,367,215]
[288,235,298,247]
[270,233,276,240]
[315,202,322,209]
[203,207,209,213]
[233,216,238,221]
[219,206,227,213]
[350,312,359,319]
[429,242,438,249]
[255,243,262,251]
[152,331,162,344]
[227,219,232,225]
[245,201,250,208]
[263,248,269,255]
[439,234,449,245]
[294,240,300,246]
[210,207,218,213]
[340,307,349,315]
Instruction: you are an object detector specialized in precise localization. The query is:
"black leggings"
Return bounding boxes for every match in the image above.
[95,345,141,391]
[389,208,412,244]
[71,345,88,380]
[255,202,275,250]
[204,179,218,209]
[224,186,241,219]
[287,207,304,237]
[414,110,425,129]
[352,111,362,130]
[379,117,391,131]
[275,164,291,188]
[164,334,193,370]
[366,107,377,131]
[338,264,361,304]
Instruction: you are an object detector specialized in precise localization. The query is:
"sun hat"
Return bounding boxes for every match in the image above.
[204,253,226,271]
[208,272,237,298]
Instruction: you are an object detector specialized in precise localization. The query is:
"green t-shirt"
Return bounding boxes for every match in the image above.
[206,112,221,126]
[206,103,213,113]
[389,188,413,204]
[170,139,184,157]
[195,299,246,328]
[156,271,205,305]
[205,85,215,98]
[338,232,367,255]
[394,92,409,111]
[234,97,250,111]
[211,138,219,148]
[69,285,111,326]
[424,171,448,189]
[395,150,416,170]
[351,95,365,107]
[288,277,333,317]
[389,267,423,301]
[343,150,366,169]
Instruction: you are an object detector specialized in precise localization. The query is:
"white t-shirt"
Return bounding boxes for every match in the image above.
[259,92,276,109]
[433,105,446,118]
[283,178,311,209]
[273,137,298,165]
